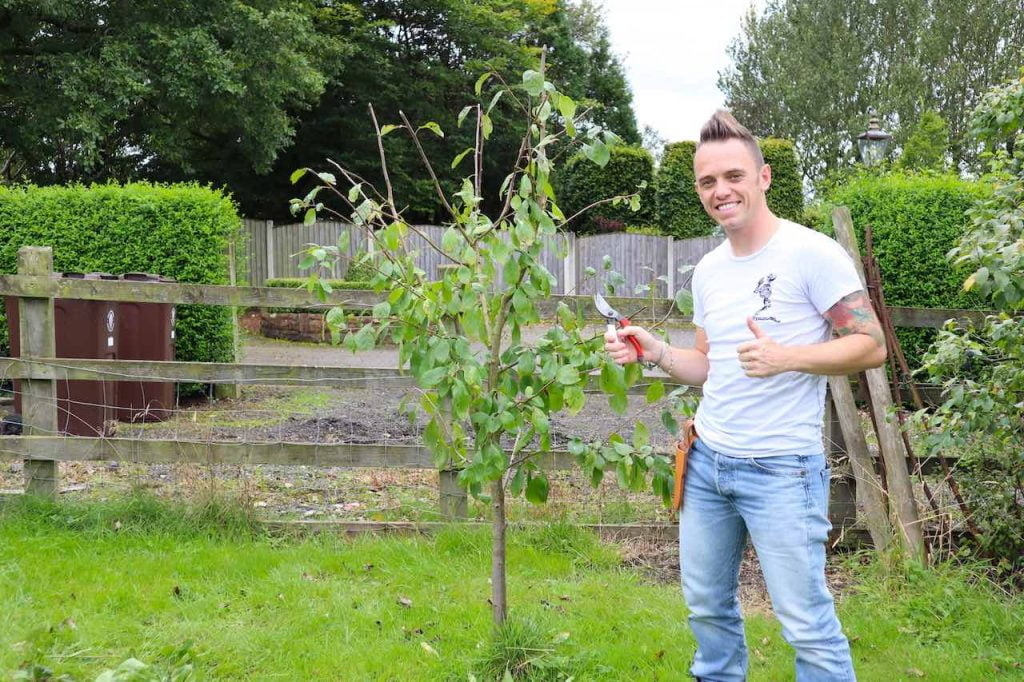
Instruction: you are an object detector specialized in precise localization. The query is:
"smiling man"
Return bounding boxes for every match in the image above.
[605,110,885,681]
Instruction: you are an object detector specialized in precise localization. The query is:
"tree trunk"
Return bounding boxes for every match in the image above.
[491,479,507,626]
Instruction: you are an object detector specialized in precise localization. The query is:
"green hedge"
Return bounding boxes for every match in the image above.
[557,146,656,234]
[0,183,239,377]
[822,171,991,368]
[264,278,373,289]
[654,138,805,238]
[263,278,373,314]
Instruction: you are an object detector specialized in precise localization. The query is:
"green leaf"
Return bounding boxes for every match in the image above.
[441,227,461,254]
[661,409,679,435]
[557,94,577,120]
[633,421,650,449]
[522,70,545,97]
[451,147,474,169]
[474,72,493,96]
[379,124,399,136]
[303,208,316,226]
[624,361,643,387]
[418,122,444,138]
[609,391,628,414]
[674,289,694,315]
[457,105,473,127]
[290,168,307,184]
[555,365,580,385]
[372,302,391,318]
[420,366,447,388]
[646,381,665,403]
[317,172,336,185]
[599,361,626,394]
[487,89,504,114]
[509,467,526,497]
[525,474,549,504]
[481,114,493,140]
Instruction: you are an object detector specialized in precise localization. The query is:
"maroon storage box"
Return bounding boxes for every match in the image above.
[6,273,118,436]
[116,273,176,422]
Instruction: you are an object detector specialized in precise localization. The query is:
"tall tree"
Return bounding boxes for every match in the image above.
[0,0,340,184]
[229,0,640,220]
[718,0,1024,186]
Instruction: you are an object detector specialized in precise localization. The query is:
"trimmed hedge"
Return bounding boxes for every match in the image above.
[264,278,373,290]
[263,278,373,314]
[0,183,239,377]
[557,146,656,234]
[654,138,805,238]
[821,171,991,368]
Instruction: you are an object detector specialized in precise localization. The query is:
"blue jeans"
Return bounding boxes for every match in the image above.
[679,438,856,681]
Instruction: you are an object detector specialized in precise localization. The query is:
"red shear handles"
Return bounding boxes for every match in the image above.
[619,317,644,363]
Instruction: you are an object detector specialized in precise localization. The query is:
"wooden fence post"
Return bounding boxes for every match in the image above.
[665,236,675,298]
[17,246,58,497]
[215,239,240,400]
[265,220,275,281]
[827,376,893,550]
[562,233,576,295]
[832,207,923,560]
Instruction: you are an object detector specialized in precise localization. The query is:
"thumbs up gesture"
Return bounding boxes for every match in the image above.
[737,317,788,378]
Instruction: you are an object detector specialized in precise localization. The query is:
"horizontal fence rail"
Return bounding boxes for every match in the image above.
[0,436,955,475]
[0,357,683,395]
[0,276,686,320]
[0,273,993,328]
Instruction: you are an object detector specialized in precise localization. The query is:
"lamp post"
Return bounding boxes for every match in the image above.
[857,111,892,166]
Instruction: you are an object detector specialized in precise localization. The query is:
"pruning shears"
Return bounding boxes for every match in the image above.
[594,293,644,363]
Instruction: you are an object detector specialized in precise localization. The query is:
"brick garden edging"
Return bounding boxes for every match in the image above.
[259,311,390,344]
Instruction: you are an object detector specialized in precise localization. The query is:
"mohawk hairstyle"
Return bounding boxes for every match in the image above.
[698,110,764,167]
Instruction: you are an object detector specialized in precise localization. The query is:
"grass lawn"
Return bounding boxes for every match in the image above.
[1,495,1021,681]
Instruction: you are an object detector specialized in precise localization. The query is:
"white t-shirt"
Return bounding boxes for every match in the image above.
[691,219,863,456]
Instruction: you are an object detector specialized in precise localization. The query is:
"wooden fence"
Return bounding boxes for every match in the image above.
[239,219,720,296]
[0,244,978,539]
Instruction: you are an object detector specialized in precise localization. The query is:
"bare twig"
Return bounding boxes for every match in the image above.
[398,110,455,219]
[368,104,398,217]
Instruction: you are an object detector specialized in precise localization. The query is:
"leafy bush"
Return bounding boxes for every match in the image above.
[655,138,804,238]
[263,277,373,315]
[913,71,1024,578]
[760,138,804,223]
[821,171,990,368]
[623,225,665,236]
[557,146,655,234]
[0,183,238,376]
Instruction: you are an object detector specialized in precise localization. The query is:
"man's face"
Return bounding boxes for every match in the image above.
[693,138,771,232]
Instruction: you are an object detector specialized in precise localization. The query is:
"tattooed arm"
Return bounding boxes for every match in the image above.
[736,290,887,378]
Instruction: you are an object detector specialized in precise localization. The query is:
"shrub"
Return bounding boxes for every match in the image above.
[654,142,709,238]
[263,277,373,314]
[557,146,655,234]
[760,138,804,223]
[820,171,991,368]
[655,138,804,238]
[623,225,665,236]
[0,183,239,377]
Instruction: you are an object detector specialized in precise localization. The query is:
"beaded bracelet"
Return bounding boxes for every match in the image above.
[662,341,675,376]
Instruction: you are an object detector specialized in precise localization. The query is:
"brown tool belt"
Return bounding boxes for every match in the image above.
[672,419,698,514]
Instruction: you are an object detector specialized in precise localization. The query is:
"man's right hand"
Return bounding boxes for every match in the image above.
[604,325,661,365]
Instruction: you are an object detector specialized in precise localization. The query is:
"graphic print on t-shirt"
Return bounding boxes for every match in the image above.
[752,273,781,323]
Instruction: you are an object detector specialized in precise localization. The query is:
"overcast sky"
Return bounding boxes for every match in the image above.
[601,0,764,143]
